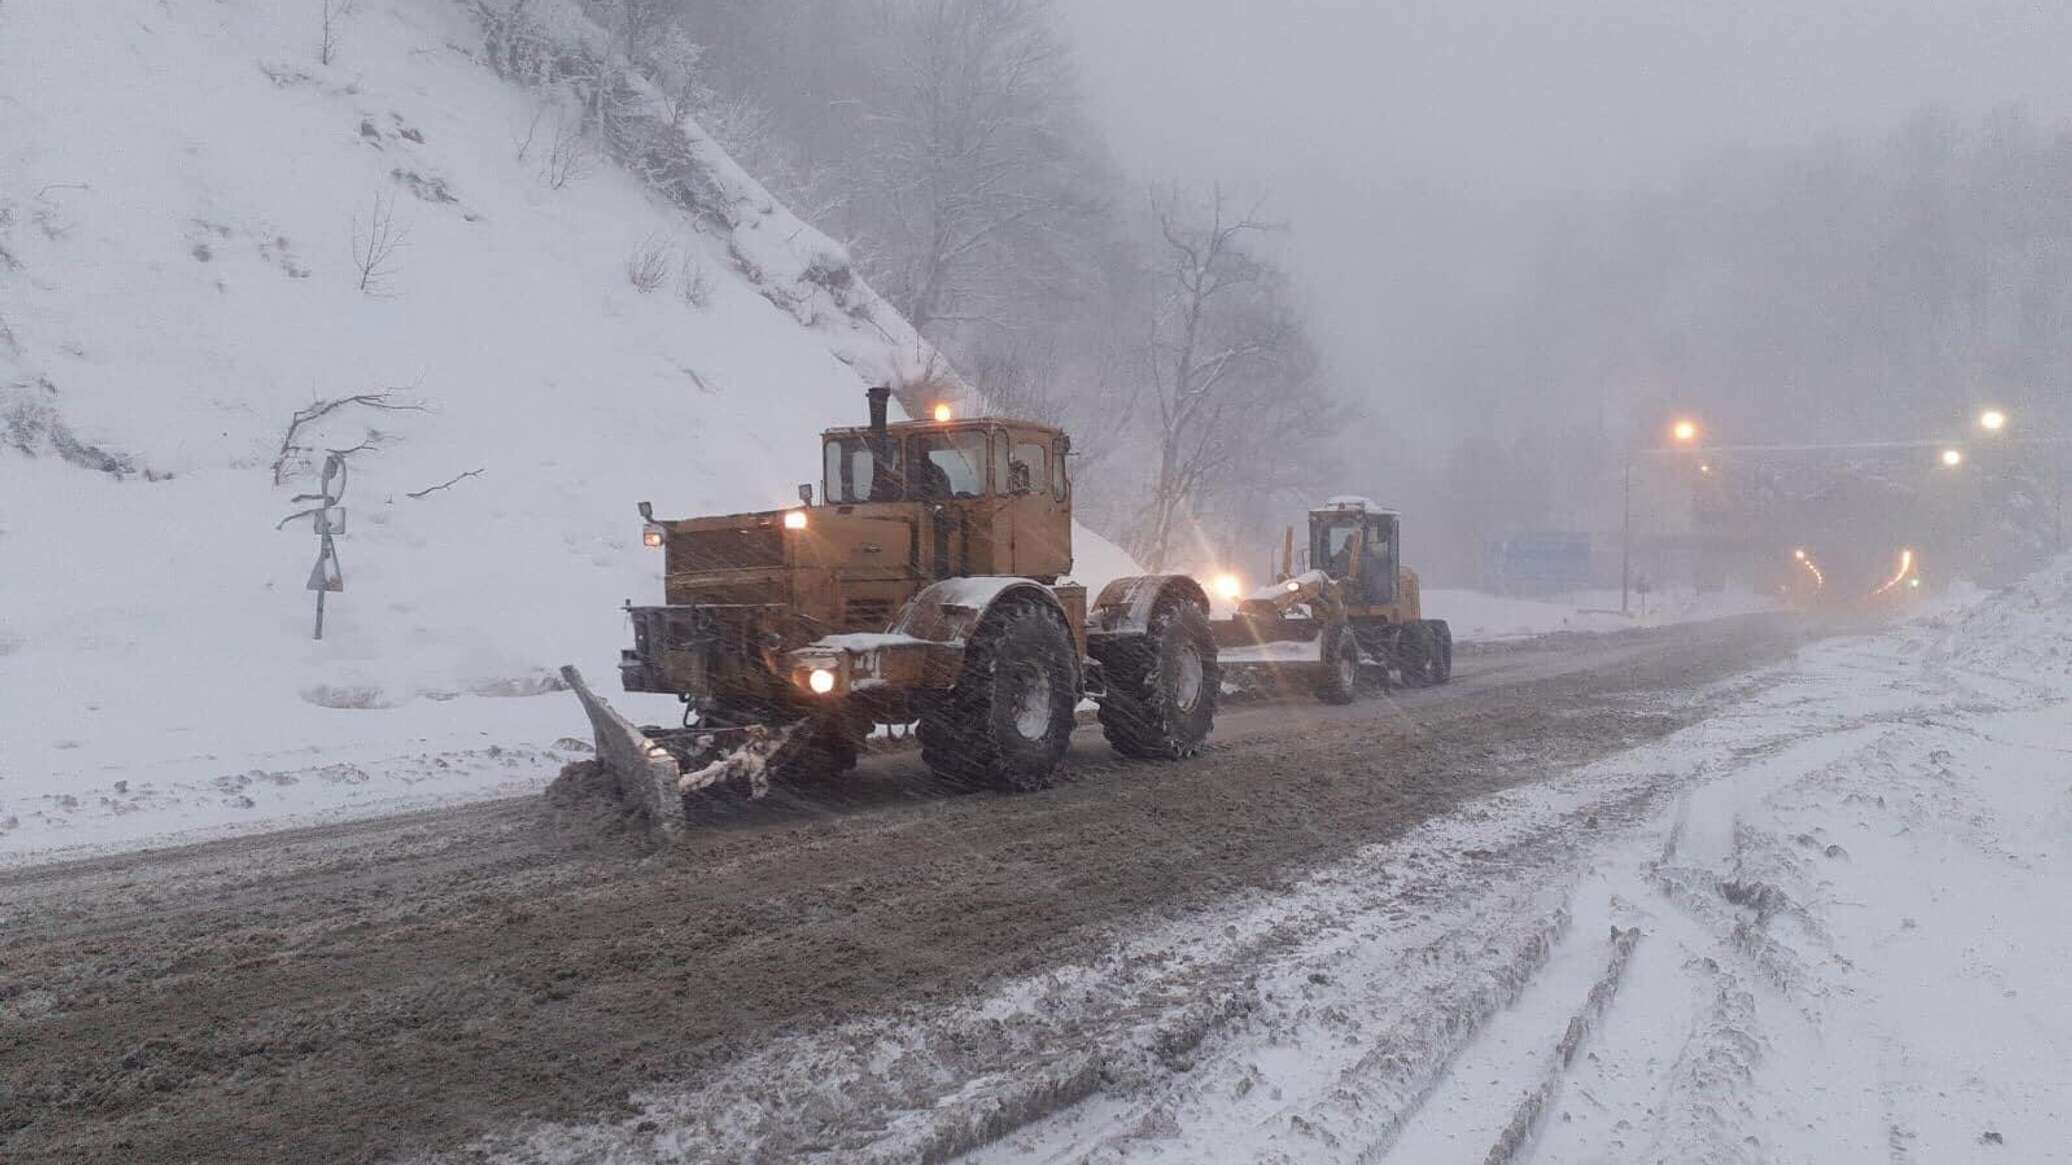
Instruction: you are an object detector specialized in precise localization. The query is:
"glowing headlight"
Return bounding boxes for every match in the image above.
[1213,573,1243,601]
[1285,580,1302,593]
[932,403,953,422]
[642,523,666,548]
[784,509,809,530]
[807,667,837,694]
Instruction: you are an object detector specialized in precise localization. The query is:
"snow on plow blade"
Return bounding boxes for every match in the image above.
[560,665,689,838]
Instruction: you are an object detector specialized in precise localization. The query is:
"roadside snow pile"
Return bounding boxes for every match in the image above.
[1428,584,1779,642]
[0,0,1133,865]
[433,560,2070,1163]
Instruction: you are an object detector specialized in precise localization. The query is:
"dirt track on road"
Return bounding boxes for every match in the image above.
[0,614,1815,1164]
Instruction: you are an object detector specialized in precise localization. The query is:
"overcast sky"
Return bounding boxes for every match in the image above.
[1059,0,2072,427]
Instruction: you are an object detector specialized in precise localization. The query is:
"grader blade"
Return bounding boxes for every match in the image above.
[560,665,689,838]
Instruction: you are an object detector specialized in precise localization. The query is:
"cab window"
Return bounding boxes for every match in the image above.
[824,435,903,503]
[991,430,1013,493]
[1005,438,1049,495]
[907,430,989,499]
[1319,522,1361,575]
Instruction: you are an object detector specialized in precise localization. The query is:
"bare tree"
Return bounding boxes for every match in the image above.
[861,0,1099,339]
[319,0,356,66]
[350,190,408,295]
[1130,186,1326,571]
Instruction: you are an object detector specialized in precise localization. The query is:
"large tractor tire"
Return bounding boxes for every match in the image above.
[1426,619,1454,685]
[1095,598,1220,759]
[1398,619,1454,688]
[1314,622,1360,705]
[918,599,1078,791]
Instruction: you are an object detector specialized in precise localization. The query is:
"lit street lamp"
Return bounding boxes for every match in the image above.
[1976,407,2065,551]
[1623,417,1704,615]
[1940,448,1964,468]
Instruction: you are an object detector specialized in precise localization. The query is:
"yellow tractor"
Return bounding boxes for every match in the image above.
[563,387,1220,834]
[1211,497,1452,703]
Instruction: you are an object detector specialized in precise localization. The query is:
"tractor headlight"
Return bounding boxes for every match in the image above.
[807,667,837,694]
[1213,573,1243,601]
[642,523,666,548]
[784,509,809,530]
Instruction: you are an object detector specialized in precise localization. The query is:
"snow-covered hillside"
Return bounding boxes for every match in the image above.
[0,0,1133,863]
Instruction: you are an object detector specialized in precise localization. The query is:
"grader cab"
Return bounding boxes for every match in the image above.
[1211,497,1453,703]
[563,387,1220,835]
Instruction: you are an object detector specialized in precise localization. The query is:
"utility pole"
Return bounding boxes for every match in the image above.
[1620,457,1633,615]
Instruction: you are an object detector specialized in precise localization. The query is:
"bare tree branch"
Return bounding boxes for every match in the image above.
[272,390,426,484]
[406,468,486,499]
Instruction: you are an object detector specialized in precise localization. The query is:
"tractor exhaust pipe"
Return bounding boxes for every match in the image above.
[867,384,891,435]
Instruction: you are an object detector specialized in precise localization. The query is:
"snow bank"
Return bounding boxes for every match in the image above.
[1429,584,1778,641]
[0,0,1136,865]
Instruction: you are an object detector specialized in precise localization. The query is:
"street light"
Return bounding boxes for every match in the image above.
[1940,448,1965,468]
[1623,416,1705,615]
[1975,405,2065,551]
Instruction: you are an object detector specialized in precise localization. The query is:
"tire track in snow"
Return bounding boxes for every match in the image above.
[1476,924,1643,1165]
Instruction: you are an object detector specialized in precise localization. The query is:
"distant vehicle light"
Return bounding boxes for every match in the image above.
[932,403,953,422]
[1908,577,1922,589]
[1285,580,1302,593]
[1941,448,1964,467]
[1213,573,1243,600]
[784,509,809,530]
[807,667,836,694]
[1671,419,1699,443]
[1793,548,1806,560]
[1979,409,2007,432]
[642,523,666,548]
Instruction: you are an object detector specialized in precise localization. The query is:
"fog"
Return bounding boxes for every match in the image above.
[1058,0,2072,585]
[1062,0,2072,432]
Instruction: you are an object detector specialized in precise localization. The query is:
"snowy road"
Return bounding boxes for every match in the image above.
[3,612,1861,1163]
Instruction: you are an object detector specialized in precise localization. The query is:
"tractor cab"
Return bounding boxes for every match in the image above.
[1309,498,1400,610]
[818,387,1072,582]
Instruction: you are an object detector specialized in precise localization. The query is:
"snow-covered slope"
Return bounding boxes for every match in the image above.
[0,0,1134,862]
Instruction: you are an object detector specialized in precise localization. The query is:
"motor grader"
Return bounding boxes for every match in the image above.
[562,386,1220,835]
[1210,497,1452,703]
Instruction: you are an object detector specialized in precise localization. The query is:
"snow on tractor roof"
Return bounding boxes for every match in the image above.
[1314,495,1398,515]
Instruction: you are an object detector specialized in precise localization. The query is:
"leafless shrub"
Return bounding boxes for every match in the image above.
[319,0,357,66]
[626,234,671,293]
[676,252,712,308]
[350,190,408,295]
[514,104,548,163]
[544,116,592,189]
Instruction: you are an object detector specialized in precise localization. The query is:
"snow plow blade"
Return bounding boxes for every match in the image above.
[560,665,689,838]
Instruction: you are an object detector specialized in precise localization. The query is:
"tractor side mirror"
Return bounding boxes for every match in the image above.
[798,482,814,506]
[638,500,653,521]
